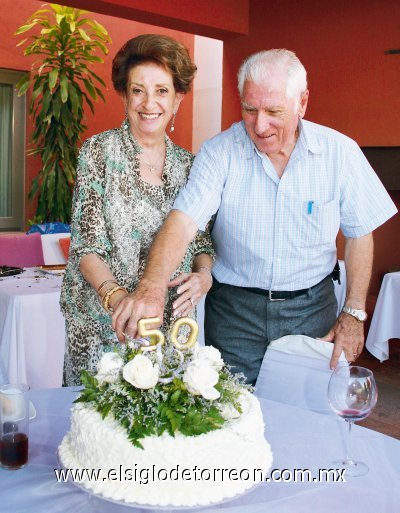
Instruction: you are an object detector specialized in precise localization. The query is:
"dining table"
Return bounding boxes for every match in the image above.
[365,272,400,361]
[0,267,65,389]
[0,387,398,513]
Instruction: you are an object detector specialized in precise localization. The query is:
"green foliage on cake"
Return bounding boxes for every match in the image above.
[76,340,251,449]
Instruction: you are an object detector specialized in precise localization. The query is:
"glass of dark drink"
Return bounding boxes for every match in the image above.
[328,365,378,477]
[0,384,29,470]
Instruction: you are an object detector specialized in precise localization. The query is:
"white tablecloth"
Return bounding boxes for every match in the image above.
[365,272,400,361]
[0,268,65,388]
[0,387,398,513]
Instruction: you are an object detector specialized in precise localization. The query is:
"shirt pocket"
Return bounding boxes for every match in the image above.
[295,199,340,247]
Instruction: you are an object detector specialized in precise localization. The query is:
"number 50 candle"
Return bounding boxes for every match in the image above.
[137,317,198,351]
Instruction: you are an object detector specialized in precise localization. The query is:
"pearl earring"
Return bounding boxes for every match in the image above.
[170,112,176,133]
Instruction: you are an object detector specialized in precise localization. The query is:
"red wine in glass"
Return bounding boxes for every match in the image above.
[328,365,377,477]
[0,383,30,469]
[0,432,29,469]
[338,409,371,422]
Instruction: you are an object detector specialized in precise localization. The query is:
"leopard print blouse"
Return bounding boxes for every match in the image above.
[60,120,214,383]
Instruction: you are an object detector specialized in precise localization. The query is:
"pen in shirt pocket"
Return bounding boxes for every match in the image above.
[307,201,314,214]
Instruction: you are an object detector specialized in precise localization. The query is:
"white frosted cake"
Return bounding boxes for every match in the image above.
[58,332,272,507]
[59,391,272,507]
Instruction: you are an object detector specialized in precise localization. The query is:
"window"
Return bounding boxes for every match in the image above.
[0,70,25,231]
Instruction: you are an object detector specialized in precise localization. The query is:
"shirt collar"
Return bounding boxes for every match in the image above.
[298,119,323,154]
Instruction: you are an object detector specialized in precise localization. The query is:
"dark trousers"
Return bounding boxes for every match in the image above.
[204,276,337,385]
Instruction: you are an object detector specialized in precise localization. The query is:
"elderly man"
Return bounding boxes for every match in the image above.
[113,49,397,384]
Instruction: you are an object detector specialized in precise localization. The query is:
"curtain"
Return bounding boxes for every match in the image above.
[0,84,13,217]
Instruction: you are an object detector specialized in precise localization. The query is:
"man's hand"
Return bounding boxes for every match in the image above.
[112,279,166,342]
[320,313,365,369]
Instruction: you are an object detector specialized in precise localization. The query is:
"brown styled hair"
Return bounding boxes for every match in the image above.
[112,34,197,94]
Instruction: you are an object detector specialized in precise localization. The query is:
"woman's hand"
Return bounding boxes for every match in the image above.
[169,269,212,317]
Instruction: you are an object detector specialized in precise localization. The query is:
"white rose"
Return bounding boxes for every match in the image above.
[195,346,224,371]
[123,354,159,389]
[183,360,220,400]
[95,352,124,385]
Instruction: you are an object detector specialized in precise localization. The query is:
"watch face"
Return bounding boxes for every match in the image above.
[357,311,368,321]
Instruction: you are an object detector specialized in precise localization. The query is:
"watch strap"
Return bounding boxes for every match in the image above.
[342,306,367,322]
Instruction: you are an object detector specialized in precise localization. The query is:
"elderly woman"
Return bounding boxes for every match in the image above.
[61,34,214,386]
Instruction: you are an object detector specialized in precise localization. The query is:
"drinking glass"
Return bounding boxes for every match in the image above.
[328,365,377,477]
[0,384,30,470]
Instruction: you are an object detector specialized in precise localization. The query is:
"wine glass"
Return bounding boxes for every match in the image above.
[328,364,378,477]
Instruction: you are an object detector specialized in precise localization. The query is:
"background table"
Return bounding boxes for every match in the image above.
[0,387,398,513]
[0,268,65,388]
[366,272,400,361]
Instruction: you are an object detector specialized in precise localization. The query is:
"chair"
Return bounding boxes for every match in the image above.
[0,233,45,267]
[41,233,70,265]
[255,335,347,414]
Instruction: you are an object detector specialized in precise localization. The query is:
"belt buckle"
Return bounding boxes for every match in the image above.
[268,290,286,301]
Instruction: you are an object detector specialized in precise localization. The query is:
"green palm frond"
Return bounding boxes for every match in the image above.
[15,3,111,223]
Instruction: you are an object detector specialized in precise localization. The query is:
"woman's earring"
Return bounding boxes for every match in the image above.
[170,112,176,133]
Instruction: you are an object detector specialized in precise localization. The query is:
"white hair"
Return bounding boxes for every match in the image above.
[237,49,307,101]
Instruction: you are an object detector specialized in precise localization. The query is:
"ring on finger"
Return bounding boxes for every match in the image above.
[189,298,194,307]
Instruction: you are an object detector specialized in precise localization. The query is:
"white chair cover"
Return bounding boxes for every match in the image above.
[255,335,347,414]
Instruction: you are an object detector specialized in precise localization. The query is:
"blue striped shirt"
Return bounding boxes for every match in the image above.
[173,120,397,290]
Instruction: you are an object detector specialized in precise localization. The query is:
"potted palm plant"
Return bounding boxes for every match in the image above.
[15,3,111,223]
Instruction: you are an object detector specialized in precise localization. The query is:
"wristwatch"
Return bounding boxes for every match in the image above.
[342,306,368,322]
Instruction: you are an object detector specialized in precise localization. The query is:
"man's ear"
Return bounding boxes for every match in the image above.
[298,90,309,118]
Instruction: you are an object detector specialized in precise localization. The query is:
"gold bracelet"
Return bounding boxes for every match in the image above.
[97,279,118,297]
[197,267,213,286]
[102,286,128,313]
[101,285,128,313]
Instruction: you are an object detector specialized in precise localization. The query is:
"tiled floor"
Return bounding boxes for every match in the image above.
[357,340,400,439]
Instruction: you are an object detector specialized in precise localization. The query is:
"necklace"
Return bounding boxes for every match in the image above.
[140,152,164,173]
[134,134,165,174]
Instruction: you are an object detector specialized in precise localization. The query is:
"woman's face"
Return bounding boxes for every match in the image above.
[124,62,184,140]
